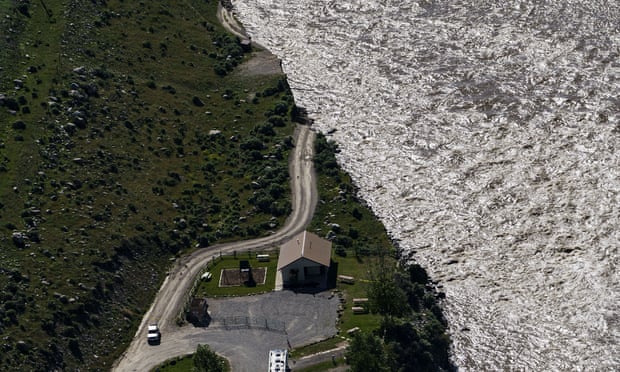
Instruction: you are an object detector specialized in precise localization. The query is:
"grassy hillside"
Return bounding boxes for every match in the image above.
[0,0,297,369]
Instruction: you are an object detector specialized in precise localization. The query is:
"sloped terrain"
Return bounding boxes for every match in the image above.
[0,0,297,369]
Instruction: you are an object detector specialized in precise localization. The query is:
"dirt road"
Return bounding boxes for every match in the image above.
[112,126,317,371]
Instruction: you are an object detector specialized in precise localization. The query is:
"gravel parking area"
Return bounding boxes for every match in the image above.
[192,291,338,371]
[208,291,339,347]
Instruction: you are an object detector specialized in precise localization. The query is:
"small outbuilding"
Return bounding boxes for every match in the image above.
[277,231,331,288]
[187,297,209,326]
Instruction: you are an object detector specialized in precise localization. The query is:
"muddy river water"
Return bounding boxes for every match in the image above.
[232,0,619,370]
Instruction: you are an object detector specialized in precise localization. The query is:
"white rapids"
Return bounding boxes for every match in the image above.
[232,0,620,370]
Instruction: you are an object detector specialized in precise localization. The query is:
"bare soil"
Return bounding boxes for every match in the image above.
[219,267,267,287]
[236,50,284,76]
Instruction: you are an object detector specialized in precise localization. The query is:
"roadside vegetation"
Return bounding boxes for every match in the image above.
[0,0,297,369]
[305,133,454,371]
[153,344,229,372]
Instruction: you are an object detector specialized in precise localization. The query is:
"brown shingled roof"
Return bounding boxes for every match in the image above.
[277,231,332,270]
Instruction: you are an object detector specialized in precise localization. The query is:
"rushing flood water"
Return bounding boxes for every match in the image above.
[232,0,620,370]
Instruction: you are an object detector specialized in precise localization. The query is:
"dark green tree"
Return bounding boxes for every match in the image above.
[193,344,226,372]
[345,332,390,372]
[367,257,409,319]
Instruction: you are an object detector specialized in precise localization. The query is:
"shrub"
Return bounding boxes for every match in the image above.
[267,116,285,127]
[12,121,26,130]
[240,137,263,151]
[335,246,347,257]
[254,122,275,136]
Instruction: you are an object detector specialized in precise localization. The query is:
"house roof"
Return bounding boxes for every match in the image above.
[277,231,332,270]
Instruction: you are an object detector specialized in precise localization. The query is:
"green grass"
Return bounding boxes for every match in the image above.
[289,337,344,359]
[194,251,279,297]
[330,255,383,336]
[152,354,194,372]
[294,357,347,372]
[152,353,231,372]
[0,0,296,369]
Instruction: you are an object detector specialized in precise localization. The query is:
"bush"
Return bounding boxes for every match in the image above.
[268,115,286,127]
[273,102,288,116]
[194,344,226,372]
[254,122,275,136]
[12,121,26,130]
[335,246,347,257]
[240,137,263,151]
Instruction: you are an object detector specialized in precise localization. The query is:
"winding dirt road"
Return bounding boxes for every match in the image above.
[112,125,317,371]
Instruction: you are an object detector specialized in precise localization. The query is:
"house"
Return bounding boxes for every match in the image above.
[277,231,331,288]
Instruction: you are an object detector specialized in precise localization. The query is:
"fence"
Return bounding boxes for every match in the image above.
[209,315,286,333]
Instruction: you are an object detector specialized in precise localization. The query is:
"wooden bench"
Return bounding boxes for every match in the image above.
[257,254,270,262]
[347,327,360,334]
[352,298,368,305]
[338,275,355,284]
[352,306,367,314]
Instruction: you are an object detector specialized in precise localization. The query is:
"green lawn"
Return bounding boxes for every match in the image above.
[0,0,297,369]
[152,354,194,372]
[294,357,347,372]
[194,251,279,297]
[152,353,231,372]
[289,337,344,359]
[330,253,384,337]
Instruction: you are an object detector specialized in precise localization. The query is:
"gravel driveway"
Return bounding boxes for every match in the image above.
[193,291,339,371]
